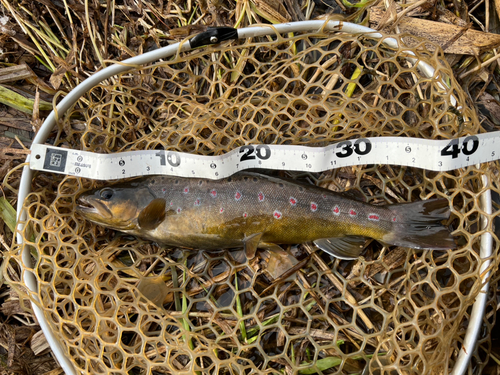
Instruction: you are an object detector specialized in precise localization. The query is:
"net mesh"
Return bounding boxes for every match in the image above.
[4,29,500,374]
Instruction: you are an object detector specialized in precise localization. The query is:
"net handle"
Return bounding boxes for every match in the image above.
[15,20,489,375]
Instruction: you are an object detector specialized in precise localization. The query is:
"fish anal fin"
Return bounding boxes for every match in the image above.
[244,232,263,259]
[138,198,167,230]
[314,236,367,260]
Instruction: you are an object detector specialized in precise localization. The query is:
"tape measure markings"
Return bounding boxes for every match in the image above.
[30,131,500,180]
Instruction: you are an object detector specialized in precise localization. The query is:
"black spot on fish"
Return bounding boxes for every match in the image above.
[299,187,304,192]
[198,181,203,186]
[151,179,156,184]
[227,177,232,182]
[175,180,179,184]
[253,177,258,182]
[279,183,284,188]
[244,177,248,181]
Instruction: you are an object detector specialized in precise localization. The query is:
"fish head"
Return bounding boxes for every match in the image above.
[77,183,155,230]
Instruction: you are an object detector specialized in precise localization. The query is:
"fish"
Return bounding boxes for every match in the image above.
[76,173,457,260]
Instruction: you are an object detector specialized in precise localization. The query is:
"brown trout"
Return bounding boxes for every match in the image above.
[76,173,457,259]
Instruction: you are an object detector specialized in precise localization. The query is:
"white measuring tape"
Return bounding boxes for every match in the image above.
[30,131,500,180]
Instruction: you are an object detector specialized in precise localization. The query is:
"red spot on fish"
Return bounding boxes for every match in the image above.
[258,192,265,202]
[392,216,397,222]
[311,202,318,212]
[177,207,182,214]
[220,207,224,213]
[194,199,201,206]
[183,187,189,194]
[333,206,340,215]
[243,212,248,218]
[273,210,282,219]
[289,197,297,206]
[162,188,167,194]
[210,190,217,198]
[170,201,174,206]
[349,209,357,216]
[368,213,380,221]
[235,191,242,201]
[322,194,327,199]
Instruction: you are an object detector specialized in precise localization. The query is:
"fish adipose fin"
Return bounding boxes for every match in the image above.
[314,236,368,260]
[383,198,457,250]
[138,198,167,230]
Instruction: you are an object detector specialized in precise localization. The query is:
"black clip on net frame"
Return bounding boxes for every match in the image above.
[189,27,239,48]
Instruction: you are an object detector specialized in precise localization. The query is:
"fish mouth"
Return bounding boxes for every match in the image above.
[76,196,112,219]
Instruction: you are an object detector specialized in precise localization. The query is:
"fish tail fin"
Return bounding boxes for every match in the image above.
[383,199,457,250]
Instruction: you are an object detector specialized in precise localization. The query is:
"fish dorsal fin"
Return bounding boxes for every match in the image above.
[313,236,367,260]
[244,232,263,259]
[340,189,366,202]
[138,198,167,230]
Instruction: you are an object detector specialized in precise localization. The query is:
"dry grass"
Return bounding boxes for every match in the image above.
[0,0,499,374]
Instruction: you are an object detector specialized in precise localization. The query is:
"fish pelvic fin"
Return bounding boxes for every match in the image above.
[314,236,368,260]
[138,198,167,230]
[244,232,264,259]
[383,198,457,250]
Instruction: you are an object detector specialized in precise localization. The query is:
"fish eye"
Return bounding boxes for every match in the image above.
[100,188,114,200]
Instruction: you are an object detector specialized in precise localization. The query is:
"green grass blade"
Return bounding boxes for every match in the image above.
[235,272,247,342]
[0,86,52,114]
[0,197,17,232]
[181,267,194,350]
[345,66,363,97]
[299,354,374,374]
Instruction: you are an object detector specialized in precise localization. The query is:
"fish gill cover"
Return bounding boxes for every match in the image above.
[4,30,500,374]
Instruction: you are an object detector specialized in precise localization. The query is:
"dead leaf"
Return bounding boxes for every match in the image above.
[136,275,169,307]
[169,24,208,38]
[375,0,398,30]
[477,92,500,129]
[49,67,65,90]
[251,0,291,23]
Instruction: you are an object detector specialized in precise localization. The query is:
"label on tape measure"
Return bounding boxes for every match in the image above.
[30,132,500,180]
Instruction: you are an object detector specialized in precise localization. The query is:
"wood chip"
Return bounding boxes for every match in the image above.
[0,64,35,84]
[3,324,15,367]
[31,329,51,355]
[370,7,500,55]
[365,247,408,279]
[0,117,33,132]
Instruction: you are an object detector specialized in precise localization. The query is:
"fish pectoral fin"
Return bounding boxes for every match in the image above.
[314,236,368,260]
[244,232,264,259]
[138,198,167,230]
